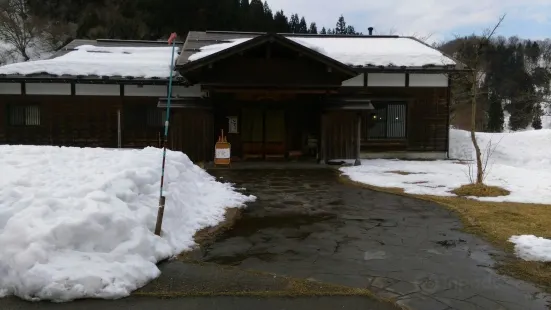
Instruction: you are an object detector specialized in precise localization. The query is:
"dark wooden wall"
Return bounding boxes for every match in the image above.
[170,108,214,162]
[0,96,119,147]
[321,111,358,160]
[0,85,449,162]
[188,42,349,87]
[0,95,163,149]
[322,87,449,159]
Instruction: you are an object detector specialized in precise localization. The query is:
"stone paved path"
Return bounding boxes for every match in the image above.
[195,168,551,310]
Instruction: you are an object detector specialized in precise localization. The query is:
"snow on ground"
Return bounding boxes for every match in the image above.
[187,36,455,67]
[509,235,551,262]
[0,146,254,301]
[341,129,551,204]
[0,45,178,78]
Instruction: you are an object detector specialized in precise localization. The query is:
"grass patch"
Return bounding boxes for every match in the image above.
[134,261,399,308]
[340,176,551,293]
[452,183,511,197]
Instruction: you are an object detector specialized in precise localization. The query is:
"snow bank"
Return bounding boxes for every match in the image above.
[509,235,551,262]
[341,129,551,204]
[0,45,178,78]
[187,36,455,67]
[0,146,254,301]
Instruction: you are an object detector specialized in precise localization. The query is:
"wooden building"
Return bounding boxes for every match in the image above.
[0,32,463,163]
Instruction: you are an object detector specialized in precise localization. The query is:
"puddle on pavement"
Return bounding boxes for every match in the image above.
[207,252,278,265]
[436,239,467,248]
[216,212,336,240]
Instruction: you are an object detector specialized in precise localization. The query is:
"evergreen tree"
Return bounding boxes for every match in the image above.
[486,92,504,132]
[263,1,274,31]
[248,0,266,31]
[532,106,543,130]
[320,27,326,34]
[273,10,289,32]
[288,13,299,33]
[308,22,318,34]
[239,0,251,30]
[239,0,249,9]
[345,25,356,35]
[335,15,346,34]
[297,17,308,33]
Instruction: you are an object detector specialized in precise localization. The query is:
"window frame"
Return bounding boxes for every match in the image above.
[364,101,408,140]
[8,104,41,127]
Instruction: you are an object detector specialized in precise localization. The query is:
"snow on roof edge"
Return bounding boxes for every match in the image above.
[185,34,457,68]
[0,44,180,79]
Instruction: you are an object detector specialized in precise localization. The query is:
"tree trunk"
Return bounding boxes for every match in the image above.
[470,73,483,184]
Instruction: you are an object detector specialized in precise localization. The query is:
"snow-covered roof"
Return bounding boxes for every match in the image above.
[187,36,456,68]
[0,45,179,79]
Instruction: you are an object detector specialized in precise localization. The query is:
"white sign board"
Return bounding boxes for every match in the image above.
[227,116,238,133]
[215,148,231,159]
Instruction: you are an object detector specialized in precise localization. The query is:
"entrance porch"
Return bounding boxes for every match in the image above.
[212,92,322,162]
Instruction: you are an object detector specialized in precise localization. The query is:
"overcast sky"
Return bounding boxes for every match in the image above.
[267,0,551,42]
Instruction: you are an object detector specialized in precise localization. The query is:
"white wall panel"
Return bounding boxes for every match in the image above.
[172,84,203,97]
[26,83,71,95]
[367,73,406,87]
[0,83,21,94]
[409,74,448,87]
[341,74,364,87]
[124,85,167,97]
[76,84,120,96]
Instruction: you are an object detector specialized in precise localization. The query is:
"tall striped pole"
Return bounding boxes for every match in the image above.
[155,32,178,236]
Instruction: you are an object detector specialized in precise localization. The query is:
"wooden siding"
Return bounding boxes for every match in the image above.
[0,96,119,147]
[122,97,164,148]
[0,84,449,163]
[0,95,165,149]
[321,87,450,159]
[188,42,349,87]
[170,109,214,163]
[321,111,358,160]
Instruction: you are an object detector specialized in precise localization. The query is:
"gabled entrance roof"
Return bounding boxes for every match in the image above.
[176,33,358,78]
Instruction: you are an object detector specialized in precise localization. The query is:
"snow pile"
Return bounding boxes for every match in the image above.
[341,129,551,204]
[0,45,179,78]
[0,146,254,301]
[509,235,551,262]
[187,35,455,67]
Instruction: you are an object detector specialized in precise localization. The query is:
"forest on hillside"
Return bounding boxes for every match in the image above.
[0,0,549,132]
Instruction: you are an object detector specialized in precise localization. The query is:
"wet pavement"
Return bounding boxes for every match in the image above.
[185,168,551,310]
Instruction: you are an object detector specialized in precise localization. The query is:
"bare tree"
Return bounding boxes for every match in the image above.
[0,0,75,62]
[453,15,505,184]
[0,0,41,61]
[464,137,503,184]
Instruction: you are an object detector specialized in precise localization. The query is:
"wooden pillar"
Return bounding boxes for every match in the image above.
[117,108,122,148]
[354,112,361,166]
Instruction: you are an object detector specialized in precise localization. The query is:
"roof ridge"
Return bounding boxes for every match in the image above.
[204,30,400,39]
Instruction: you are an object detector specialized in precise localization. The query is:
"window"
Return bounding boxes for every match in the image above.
[9,105,40,126]
[364,102,406,139]
[124,105,167,130]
